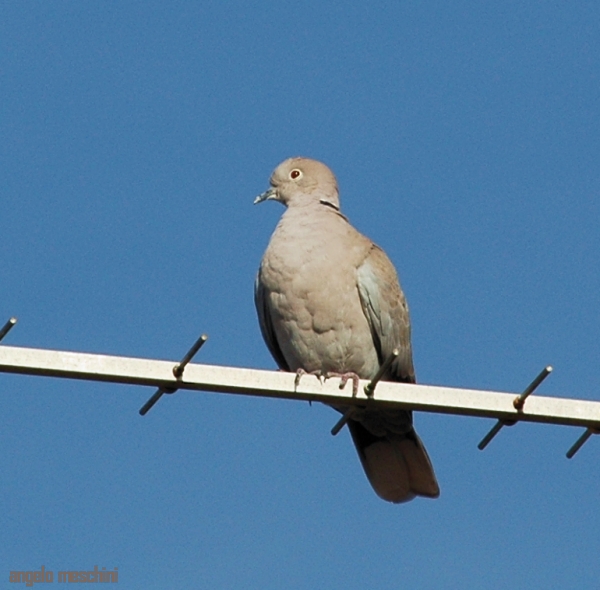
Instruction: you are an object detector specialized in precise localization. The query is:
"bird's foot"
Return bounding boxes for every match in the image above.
[325,372,361,397]
[294,368,324,389]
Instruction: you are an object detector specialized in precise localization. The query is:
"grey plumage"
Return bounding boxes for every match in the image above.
[254,157,439,503]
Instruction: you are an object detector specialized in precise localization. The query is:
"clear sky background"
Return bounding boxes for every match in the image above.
[1,2,599,588]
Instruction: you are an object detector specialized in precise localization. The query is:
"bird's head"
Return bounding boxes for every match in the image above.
[254,157,340,210]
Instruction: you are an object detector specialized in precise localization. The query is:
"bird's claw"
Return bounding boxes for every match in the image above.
[294,368,323,389]
[325,372,361,397]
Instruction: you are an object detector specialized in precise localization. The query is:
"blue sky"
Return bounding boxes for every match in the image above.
[1,1,599,588]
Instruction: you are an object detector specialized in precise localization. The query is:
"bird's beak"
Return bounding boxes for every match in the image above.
[254,187,277,204]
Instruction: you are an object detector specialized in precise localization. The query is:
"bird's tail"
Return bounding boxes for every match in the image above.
[348,420,440,503]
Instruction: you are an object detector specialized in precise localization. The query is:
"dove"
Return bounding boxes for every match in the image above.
[254,157,439,503]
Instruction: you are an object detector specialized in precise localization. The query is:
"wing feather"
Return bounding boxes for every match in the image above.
[356,245,415,383]
[254,271,290,371]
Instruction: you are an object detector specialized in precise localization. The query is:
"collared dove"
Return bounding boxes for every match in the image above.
[254,157,439,503]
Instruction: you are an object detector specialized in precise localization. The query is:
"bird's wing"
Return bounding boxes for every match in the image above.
[254,271,290,371]
[356,244,416,383]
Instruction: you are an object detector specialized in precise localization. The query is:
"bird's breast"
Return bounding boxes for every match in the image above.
[259,212,379,378]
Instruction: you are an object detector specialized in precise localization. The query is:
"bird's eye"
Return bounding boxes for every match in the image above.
[290,169,301,179]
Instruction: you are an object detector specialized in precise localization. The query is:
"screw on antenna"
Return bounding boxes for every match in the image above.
[139,333,208,416]
[478,365,553,450]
